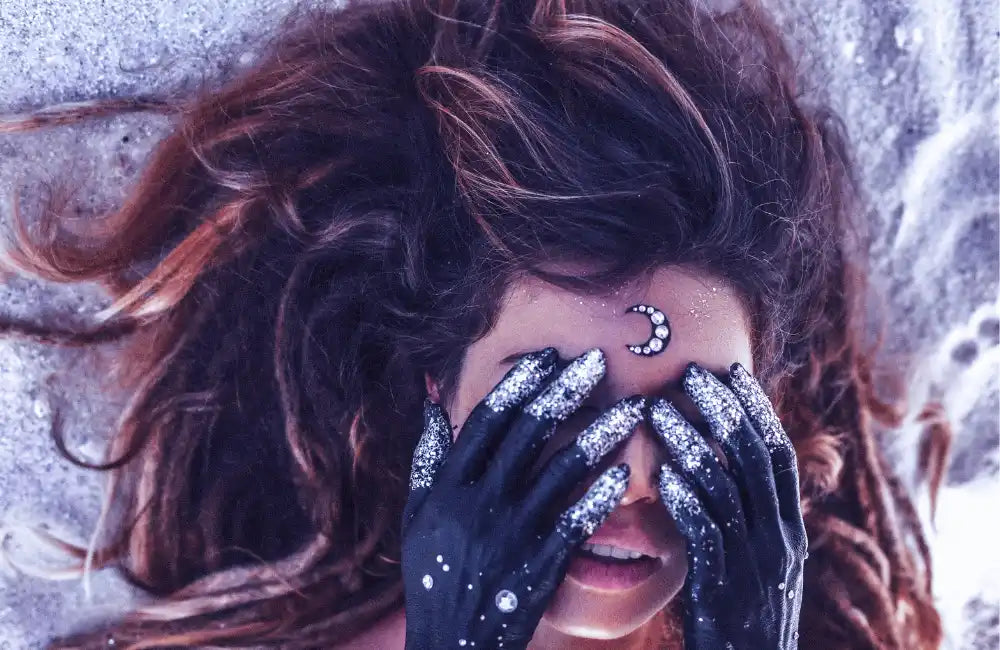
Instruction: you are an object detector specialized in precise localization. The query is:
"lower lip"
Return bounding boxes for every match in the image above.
[565,550,662,591]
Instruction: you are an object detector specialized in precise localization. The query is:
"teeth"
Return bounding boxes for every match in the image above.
[579,542,648,560]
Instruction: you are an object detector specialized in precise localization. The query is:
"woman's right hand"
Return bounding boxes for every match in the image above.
[401,347,646,650]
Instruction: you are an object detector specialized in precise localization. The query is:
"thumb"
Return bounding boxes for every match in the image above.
[402,399,452,535]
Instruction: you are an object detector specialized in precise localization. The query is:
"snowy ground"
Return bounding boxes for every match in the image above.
[0,0,997,647]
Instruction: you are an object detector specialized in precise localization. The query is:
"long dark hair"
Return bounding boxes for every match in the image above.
[0,0,947,647]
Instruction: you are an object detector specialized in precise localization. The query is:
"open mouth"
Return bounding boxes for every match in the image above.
[567,543,663,590]
[578,542,656,563]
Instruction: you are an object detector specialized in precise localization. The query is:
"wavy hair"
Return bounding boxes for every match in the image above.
[0,0,948,647]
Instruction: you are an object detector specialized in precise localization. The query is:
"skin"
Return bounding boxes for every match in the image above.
[337,265,754,649]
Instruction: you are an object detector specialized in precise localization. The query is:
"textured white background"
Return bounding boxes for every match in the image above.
[0,0,997,647]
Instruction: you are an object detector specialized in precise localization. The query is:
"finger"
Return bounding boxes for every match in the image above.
[647,398,748,544]
[402,398,452,535]
[728,362,805,530]
[518,395,645,525]
[480,348,607,498]
[682,363,780,528]
[469,464,626,649]
[534,463,631,575]
[491,463,630,626]
[658,463,724,592]
[439,347,558,485]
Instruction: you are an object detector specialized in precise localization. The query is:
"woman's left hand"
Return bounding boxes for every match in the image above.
[647,362,807,650]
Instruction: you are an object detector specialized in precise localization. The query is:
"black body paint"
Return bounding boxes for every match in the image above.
[402,348,644,649]
[650,362,807,650]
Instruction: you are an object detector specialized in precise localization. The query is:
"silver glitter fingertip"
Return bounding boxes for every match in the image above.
[525,347,606,422]
[484,348,559,412]
[648,398,715,472]
[409,399,451,491]
[682,362,743,445]
[576,395,646,467]
[728,362,792,452]
[658,463,702,517]
[556,463,630,542]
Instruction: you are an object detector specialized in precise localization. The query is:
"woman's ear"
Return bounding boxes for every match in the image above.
[424,372,441,403]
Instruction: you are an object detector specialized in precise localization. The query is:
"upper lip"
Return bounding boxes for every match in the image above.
[579,526,663,560]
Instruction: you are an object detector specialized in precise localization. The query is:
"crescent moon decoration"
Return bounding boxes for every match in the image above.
[625,304,672,357]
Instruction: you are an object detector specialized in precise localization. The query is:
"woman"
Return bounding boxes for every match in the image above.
[0,0,947,647]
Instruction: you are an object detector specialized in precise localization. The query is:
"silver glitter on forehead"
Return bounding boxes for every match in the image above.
[484,349,558,412]
[648,399,715,472]
[682,364,745,445]
[575,396,646,467]
[658,463,702,517]
[727,363,792,452]
[409,401,451,491]
[555,464,630,541]
[525,348,606,423]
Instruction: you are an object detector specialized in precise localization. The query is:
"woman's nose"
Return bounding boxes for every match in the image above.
[611,419,665,507]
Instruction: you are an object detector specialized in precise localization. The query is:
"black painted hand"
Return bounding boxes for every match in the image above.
[402,347,646,650]
[648,362,807,650]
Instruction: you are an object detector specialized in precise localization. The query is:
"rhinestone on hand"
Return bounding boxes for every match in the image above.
[495,589,518,613]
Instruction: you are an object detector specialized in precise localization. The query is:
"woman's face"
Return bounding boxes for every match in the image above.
[425,265,754,639]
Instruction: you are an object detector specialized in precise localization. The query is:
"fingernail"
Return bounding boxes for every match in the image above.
[648,399,715,472]
[576,395,646,467]
[682,363,743,445]
[525,347,606,422]
[409,401,451,490]
[556,463,630,543]
[483,347,559,413]
[727,363,791,452]
[658,463,702,517]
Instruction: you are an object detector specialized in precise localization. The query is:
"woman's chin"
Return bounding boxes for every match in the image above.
[539,589,642,639]
[538,612,643,640]
[538,618,635,640]
[537,555,686,640]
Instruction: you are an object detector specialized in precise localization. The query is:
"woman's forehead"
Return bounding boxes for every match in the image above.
[488,267,749,351]
[463,266,754,402]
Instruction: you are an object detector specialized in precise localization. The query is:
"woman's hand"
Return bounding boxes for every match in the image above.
[401,347,647,650]
[648,362,807,650]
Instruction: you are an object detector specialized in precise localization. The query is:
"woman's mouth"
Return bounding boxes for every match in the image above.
[565,542,664,591]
